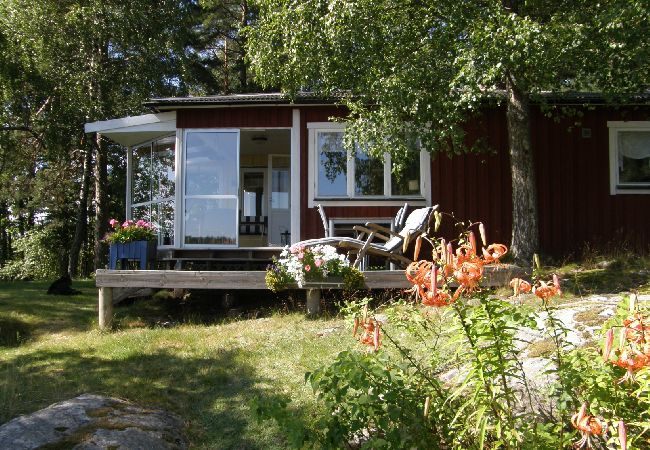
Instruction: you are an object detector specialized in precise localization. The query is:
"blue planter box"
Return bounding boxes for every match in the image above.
[109,240,157,270]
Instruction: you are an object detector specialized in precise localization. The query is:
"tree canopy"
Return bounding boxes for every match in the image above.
[247,0,650,262]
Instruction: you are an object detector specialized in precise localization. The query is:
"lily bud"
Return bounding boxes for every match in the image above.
[431,265,438,296]
[414,235,422,261]
[468,231,477,255]
[353,317,359,337]
[604,328,614,360]
[553,274,562,295]
[618,420,627,450]
[373,321,380,351]
[478,223,486,247]
[423,396,431,418]
[630,293,637,313]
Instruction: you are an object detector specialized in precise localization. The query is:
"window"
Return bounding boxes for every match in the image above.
[130,135,176,245]
[308,123,429,205]
[608,122,650,194]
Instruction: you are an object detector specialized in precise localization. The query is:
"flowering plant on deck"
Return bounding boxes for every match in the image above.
[104,218,157,244]
[265,244,364,292]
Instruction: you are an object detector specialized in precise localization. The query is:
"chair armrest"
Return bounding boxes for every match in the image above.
[353,225,392,242]
[363,222,400,237]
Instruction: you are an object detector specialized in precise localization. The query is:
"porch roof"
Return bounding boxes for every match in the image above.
[84,111,176,146]
[145,92,345,111]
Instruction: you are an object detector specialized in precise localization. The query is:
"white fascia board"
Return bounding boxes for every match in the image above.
[84,112,176,133]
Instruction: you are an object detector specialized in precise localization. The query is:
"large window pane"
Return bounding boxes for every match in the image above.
[618,131,650,185]
[185,198,237,245]
[355,149,384,196]
[391,151,421,195]
[152,137,175,200]
[317,131,347,196]
[185,132,238,196]
[132,145,151,204]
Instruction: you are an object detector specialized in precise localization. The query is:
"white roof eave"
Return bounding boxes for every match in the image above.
[84,112,177,147]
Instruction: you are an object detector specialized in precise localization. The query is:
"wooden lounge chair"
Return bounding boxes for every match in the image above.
[296,205,438,269]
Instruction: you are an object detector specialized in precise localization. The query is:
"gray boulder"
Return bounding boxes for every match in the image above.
[0,394,187,450]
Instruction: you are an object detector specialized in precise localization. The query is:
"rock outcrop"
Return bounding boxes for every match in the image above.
[0,394,188,450]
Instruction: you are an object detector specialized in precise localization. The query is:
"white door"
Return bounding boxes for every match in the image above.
[183,130,239,247]
[268,155,291,245]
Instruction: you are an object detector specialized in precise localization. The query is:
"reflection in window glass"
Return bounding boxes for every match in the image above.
[152,137,175,200]
[130,135,175,245]
[317,131,347,196]
[618,131,650,186]
[131,205,151,223]
[185,132,238,196]
[132,146,151,205]
[391,151,421,196]
[355,148,384,196]
[185,198,237,245]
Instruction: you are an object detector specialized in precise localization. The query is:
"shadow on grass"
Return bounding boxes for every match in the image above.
[0,346,307,449]
[0,281,97,336]
[0,317,31,347]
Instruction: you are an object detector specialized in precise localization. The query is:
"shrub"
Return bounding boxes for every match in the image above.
[0,227,61,280]
[256,215,650,449]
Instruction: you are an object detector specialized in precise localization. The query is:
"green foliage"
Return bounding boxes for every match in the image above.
[248,0,650,159]
[104,219,156,244]
[265,245,364,292]
[0,227,61,280]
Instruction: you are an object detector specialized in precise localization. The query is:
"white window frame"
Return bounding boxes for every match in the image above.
[307,122,431,207]
[181,128,240,249]
[608,121,650,195]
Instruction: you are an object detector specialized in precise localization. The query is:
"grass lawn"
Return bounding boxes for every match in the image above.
[1,255,648,448]
[0,281,356,449]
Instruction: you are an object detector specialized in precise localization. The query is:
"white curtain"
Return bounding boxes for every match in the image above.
[619,131,650,159]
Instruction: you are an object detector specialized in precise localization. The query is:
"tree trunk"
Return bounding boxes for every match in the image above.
[506,75,538,266]
[93,134,109,271]
[69,144,93,277]
[238,1,249,91]
[0,201,9,266]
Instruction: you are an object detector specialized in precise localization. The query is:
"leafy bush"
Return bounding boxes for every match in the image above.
[266,244,364,292]
[0,227,61,280]
[256,216,650,449]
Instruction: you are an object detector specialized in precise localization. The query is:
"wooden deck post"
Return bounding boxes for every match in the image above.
[306,288,321,316]
[98,287,114,330]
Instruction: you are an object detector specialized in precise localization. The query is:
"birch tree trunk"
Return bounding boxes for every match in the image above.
[68,144,93,276]
[506,74,538,266]
[93,134,108,271]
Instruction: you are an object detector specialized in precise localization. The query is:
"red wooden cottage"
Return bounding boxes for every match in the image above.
[85,92,650,261]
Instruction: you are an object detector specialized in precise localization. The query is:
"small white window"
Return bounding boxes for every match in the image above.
[307,123,430,206]
[608,122,650,194]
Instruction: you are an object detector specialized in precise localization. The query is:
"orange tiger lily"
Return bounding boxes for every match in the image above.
[354,317,381,351]
[482,243,508,264]
[571,402,605,449]
[509,277,532,295]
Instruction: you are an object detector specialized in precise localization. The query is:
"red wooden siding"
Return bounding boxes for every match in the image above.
[175,102,650,257]
[177,107,292,128]
[532,107,650,256]
[433,106,650,257]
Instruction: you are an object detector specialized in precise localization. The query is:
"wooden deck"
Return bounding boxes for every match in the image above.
[95,265,525,329]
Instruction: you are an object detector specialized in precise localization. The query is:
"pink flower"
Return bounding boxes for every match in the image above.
[314,259,323,267]
[109,218,118,228]
[304,264,311,272]
[136,219,146,227]
[298,252,304,260]
[122,220,134,228]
